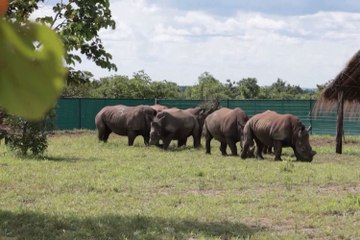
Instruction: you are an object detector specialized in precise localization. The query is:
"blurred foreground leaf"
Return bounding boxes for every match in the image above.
[0,19,65,120]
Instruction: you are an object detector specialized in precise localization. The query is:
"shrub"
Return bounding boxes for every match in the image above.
[4,110,55,156]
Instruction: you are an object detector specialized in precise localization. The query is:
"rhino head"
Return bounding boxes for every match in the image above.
[294,125,316,162]
[149,112,165,145]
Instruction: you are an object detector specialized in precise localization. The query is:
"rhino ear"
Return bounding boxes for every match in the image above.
[298,125,305,137]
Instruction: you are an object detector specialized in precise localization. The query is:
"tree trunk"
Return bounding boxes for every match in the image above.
[336,90,344,154]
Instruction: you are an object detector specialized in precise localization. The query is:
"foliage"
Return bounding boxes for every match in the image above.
[0,18,65,120]
[64,70,317,100]
[91,71,182,99]
[185,72,229,100]
[1,133,360,239]
[6,0,117,84]
[150,80,182,99]
[237,78,260,99]
[260,78,306,99]
[3,111,55,156]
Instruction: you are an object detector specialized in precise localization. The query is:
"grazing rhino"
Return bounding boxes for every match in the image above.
[149,109,201,150]
[95,105,156,145]
[240,110,316,162]
[158,107,209,146]
[203,107,249,156]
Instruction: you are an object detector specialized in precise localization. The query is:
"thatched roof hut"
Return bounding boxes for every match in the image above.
[313,49,360,153]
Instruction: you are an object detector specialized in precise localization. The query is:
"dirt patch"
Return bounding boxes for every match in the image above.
[315,183,360,195]
[310,136,360,147]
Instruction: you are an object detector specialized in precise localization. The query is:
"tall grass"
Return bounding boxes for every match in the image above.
[0,132,359,239]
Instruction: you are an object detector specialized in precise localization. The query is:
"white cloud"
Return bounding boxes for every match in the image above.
[246,14,286,30]
[32,0,360,88]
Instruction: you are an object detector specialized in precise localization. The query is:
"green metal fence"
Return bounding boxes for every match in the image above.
[55,98,360,135]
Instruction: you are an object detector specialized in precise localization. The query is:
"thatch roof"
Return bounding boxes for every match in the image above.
[313,49,360,116]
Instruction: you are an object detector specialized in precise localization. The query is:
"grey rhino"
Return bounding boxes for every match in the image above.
[203,107,249,156]
[149,109,201,150]
[240,110,316,161]
[95,105,156,145]
[163,107,209,145]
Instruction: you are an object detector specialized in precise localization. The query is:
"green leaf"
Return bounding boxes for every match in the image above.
[0,19,66,120]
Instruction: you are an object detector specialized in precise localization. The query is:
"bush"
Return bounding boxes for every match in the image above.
[4,110,55,156]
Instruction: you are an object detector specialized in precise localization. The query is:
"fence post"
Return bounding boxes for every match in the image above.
[227,99,229,108]
[78,98,82,129]
[309,97,313,134]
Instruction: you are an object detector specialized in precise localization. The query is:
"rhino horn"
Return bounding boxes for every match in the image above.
[306,125,312,132]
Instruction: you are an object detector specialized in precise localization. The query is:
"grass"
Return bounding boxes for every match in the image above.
[0,132,360,239]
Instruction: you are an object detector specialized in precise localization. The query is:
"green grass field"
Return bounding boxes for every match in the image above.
[0,132,360,239]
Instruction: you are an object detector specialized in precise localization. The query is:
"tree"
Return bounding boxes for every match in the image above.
[150,80,181,99]
[237,78,260,99]
[128,71,153,98]
[94,75,131,98]
[190,72,228,100]
[266,78,304,99]
[1,0,116,156]
[224,79,237,99]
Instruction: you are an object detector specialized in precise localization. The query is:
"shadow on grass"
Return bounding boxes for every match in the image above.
[41,155,103,162]
[0,210,264,239]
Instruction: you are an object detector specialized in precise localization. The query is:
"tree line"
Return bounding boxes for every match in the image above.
[63,71,324,100]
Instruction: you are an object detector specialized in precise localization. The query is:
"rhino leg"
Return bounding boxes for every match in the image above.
[273,141,282,161]
[262,145,273,154]
[226,137,238,156]
[162,134,174,150]
[178,138,187,147]
[98,127,111,142]
[204,129,213,154]
[192,132,201,148]
[128,131,137,146]
[220,142,227,155]
[205,136,212,154]
[254,139,264,160]
[143,134,150,146]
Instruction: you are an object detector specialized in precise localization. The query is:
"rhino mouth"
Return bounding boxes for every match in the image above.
[297,150,316,162]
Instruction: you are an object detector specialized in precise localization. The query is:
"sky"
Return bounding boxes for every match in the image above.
[38,0,360,88]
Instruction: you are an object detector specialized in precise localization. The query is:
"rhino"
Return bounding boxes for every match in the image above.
[95,105,157,145]
[203,107,249,156]
[240,110,316,162]
[149,109,201,150]
[158,107,209,146]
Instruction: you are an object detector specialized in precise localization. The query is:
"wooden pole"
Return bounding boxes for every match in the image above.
[336,90,344,154]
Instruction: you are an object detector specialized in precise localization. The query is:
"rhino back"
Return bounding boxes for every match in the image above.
[250,111,298,145]
[206,108,245,141]
[161,110,197,136]
[205,108,231,137]
[220,108,246,135]
[104,105,149,134]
